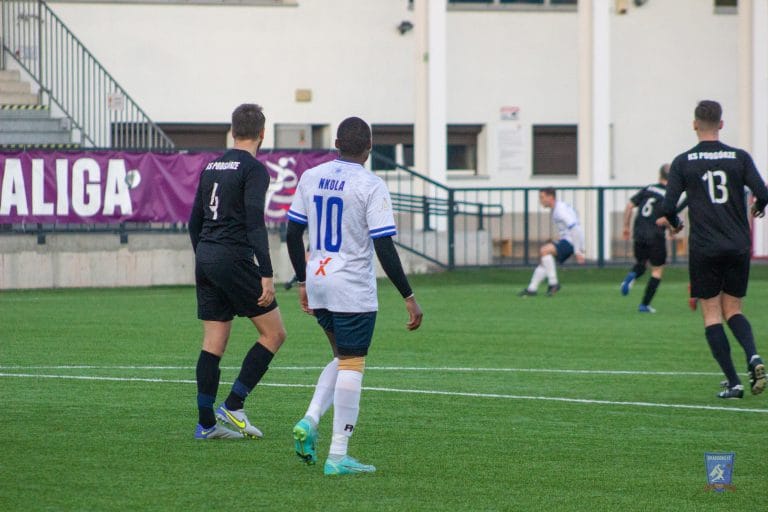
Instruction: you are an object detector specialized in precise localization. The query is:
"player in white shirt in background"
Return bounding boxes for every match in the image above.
[285,116,423,475]
[519,187,586,297]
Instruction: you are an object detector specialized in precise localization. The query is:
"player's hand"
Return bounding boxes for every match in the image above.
[669,221,684,235]
[655,217,670,228]
[257,277,275,307]
[404,296,423,331]
[575,252,586,264]
[622,227,630,241]
[298,284,312,314]
[751,204,765,218]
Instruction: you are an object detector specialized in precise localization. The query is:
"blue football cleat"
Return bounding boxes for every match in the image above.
[323,455,376,476]
[293,417,318,465]
[620,272,636,296]
[638,304,656,313]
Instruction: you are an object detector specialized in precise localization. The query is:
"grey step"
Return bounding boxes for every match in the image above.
[0,92,38,105]
[0,131,72,144]
[0,70,21,81]
[0,118,65,131]
[0,107,51,119]
[0,81,31,94]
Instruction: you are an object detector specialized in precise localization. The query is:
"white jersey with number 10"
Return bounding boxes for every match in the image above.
[287,159,397,313]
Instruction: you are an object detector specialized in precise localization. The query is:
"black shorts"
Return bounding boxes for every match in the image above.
[195,246,277,321]
[689,250,750,300]
[634,237,667,267]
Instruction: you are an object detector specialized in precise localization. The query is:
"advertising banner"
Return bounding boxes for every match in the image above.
[0,150,337,223]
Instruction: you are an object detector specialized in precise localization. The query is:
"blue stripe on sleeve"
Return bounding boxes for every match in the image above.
[287,210,308,224]
[370,225,397,236]
[370,229,397,239]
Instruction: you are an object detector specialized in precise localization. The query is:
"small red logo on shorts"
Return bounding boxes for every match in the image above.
[315,257,332,276]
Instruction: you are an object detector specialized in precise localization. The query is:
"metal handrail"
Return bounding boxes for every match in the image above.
[0,0,174,149]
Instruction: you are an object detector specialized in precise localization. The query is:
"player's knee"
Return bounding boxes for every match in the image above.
[540,245,553,258]
[338,356,365,373]
[263,326,287,348]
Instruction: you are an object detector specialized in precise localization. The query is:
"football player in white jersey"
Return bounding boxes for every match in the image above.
[285,117,423,475]
[519,187,585,297]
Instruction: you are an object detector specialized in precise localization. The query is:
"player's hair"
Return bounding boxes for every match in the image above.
[539,187,556,198]
[336,117,371,155]
[694,100,722,125]
[231,103,265,140]
[659,163,670,181]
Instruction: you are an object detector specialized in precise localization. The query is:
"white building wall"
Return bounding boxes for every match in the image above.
[45,0,744,188]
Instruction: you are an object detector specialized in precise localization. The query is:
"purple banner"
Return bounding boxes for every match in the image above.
[0,150,337,223]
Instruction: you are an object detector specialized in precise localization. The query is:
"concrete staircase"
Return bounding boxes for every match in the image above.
[0,69,75,147]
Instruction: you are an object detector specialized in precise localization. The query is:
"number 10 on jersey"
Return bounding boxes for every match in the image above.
[313,195,343,252]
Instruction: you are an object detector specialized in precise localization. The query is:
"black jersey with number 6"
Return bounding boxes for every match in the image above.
[188,148,273,277]
[630,183,668,241]
[662,140,768,256]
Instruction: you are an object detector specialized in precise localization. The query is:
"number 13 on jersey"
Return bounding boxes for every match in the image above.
[313,195,344,252]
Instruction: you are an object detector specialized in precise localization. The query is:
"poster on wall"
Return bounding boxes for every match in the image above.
[498,124,524,172]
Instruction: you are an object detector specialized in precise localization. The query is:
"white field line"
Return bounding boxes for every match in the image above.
[0,372,765,414]
[0,365,723,377]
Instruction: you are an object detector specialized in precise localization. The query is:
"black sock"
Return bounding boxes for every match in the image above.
[632,263,646,279]
[641,277,660,306]
[727,314,758,364]
[705,324,740,387]
[196,350,221,428]
[225,343,275,411]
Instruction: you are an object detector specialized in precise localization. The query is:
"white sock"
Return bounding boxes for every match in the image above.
[305,358,339,425]
[328,369,363,457]
[542,254,558,285]
[528,265,547,292]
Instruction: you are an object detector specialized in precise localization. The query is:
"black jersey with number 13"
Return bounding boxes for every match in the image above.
[663,140,768,256]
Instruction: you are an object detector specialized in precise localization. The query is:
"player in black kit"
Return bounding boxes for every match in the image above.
[660,100,768,399]
[620,164,685,313]
[189,104,287,438]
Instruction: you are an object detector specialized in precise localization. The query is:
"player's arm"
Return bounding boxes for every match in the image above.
[659,160,684,232]
[188,174,205,252]
[286,219,311,313]
[373,236,423,331]
[244,165,275,306]
[622,201,635,240]
[742,152,768,217]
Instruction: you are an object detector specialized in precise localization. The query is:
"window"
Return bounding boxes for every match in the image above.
[274,124,328,149]
[156,123,230,150]
[714,0,737,13]
[532,125,577,176]
[447,124,482,173]
[446,0,576,7]
[372,125,414,171]
[370,124,483,174]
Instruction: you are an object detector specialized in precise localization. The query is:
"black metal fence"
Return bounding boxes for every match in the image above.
[368,152,688,269]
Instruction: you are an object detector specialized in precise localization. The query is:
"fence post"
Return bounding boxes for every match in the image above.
[597,187,605,268]
[477,203,484,231]
[523,190,530,266]
[447,189,455,270]
[36,0,42,82]
[422,195,432,231]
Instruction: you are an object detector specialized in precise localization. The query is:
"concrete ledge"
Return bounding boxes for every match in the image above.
[0,232,436,289]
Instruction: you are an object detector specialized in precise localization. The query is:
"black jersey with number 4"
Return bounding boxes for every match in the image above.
[662,140,768,256]
[630,183,668,241]
[188,148,273,277]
